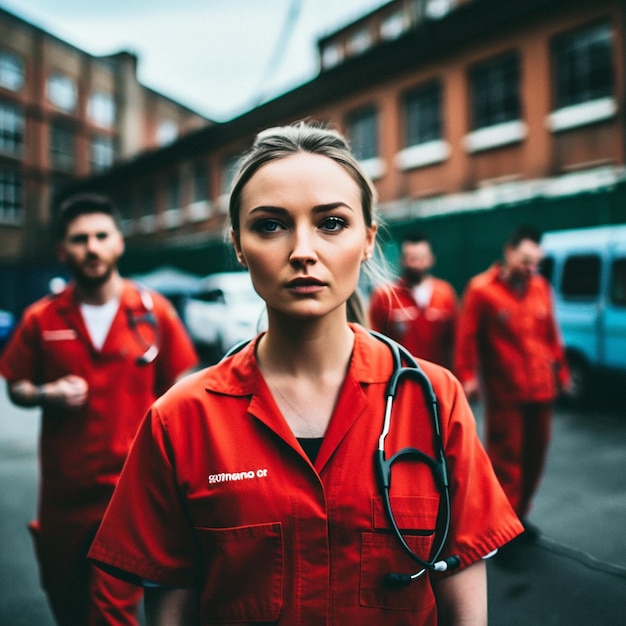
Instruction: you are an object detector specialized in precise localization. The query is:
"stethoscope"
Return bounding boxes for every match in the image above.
[224,329,460,585]
[369,330,460,586]
[126,287,159,365]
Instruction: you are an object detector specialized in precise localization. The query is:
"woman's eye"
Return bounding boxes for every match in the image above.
[320,216,347,232]
[253,219,283,234]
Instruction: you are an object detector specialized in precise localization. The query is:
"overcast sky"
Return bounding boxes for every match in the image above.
[1,0,388,120]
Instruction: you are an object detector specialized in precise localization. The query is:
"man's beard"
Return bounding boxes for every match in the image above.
[403,268,426,285]
[74,263,115,290]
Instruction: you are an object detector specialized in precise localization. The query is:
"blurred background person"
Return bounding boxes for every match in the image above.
[369,234,458,368]
[0,194,198,626]
[454,224,570,542]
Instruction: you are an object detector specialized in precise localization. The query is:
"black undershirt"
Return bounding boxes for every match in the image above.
[298,437,324,463]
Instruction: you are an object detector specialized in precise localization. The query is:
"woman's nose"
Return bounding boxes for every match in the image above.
[289,228,317,265]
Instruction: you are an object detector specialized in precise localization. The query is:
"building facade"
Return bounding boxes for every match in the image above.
[9,0,626,308]
[0,5,210,278]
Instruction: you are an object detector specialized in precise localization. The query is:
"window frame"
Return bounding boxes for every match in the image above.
[403,80,444,148]
[47,72,77,113]
[88,91,116,127]
[346,106,379,162]
[0,50,25,92]
[560,254,602,300]
[49,121,76,172]
[0,167,22,223]
[468,52,522,131]
[89,135,115,172]
[0,101,24,155]
[552,21,614,111]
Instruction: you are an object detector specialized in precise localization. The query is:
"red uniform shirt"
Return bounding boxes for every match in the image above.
[369,277,457,367]
[90,324,521,625]
[0,280,198,522]
[455,264,569,405]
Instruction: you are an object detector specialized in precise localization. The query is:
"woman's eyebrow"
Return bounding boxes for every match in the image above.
[312,202,355,213]
[248,205,287,215]
[248,202,354,215]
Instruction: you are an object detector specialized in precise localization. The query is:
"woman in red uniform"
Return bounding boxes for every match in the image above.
[89,121,522,625]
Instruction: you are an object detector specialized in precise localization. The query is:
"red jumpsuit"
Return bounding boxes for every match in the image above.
[455,264,569,517]
[369,277,457,368]
[0,280,198,626]
[89,324,521,625]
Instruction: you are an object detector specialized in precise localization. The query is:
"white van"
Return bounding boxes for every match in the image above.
[540,225,626,402]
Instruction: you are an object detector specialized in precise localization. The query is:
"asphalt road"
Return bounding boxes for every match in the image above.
[0,383,624,625]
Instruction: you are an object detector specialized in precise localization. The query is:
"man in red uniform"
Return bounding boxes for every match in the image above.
[369,234,458,367]
[0,194,198,626]
[455,225,570,538]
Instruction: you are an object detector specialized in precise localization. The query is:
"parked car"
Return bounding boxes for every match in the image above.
[0,308,15,352]
[540,224,626,403]
[183,271,266,362]
[131,265,203,320]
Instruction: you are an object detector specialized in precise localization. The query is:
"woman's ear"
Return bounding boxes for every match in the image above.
[230,229,247,267]
[363,222,378,262]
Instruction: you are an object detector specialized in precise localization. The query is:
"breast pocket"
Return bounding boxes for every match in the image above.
[194,522,283,624]
[360,496,439,612]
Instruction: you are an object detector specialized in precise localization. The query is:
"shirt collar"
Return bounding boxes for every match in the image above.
[203,323,392,398]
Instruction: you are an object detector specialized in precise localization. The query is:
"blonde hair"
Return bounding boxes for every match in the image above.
[229,121,378,233]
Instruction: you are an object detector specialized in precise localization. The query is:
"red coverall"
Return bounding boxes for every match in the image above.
[369,277,457,368]
[89,324,522,625]
[455,264,569,518]
[0,280,198,626]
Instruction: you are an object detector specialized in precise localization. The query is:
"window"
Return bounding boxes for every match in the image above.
[561,254,601,299]
[396,82,449,169]
[90,136,114,172]
[0,102,23,155]
[321,42,344,69]
[47,73,77,112]
[404,82,443,147]
[88,91,115,126]
[347,28,373,55]
[0,168,22,222]
[50,122,75,171]
[610,258,626,307]
[425,0,457,20]
[469,53,520,130]
[0,50,24,92]
[381,11,409,41]
[347,107,378,161]
[157,120,178,146]
[553,22,613,109]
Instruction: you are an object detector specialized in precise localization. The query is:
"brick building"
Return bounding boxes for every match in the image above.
[0,4,210,288]
[8,0,626,308]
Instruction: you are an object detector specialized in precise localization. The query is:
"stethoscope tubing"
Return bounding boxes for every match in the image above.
[369,330,453,577]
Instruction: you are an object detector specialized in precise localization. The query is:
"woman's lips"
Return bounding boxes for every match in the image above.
[286,277,326,294]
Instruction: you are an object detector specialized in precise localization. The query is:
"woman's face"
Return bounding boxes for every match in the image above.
[233,152,376,321]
